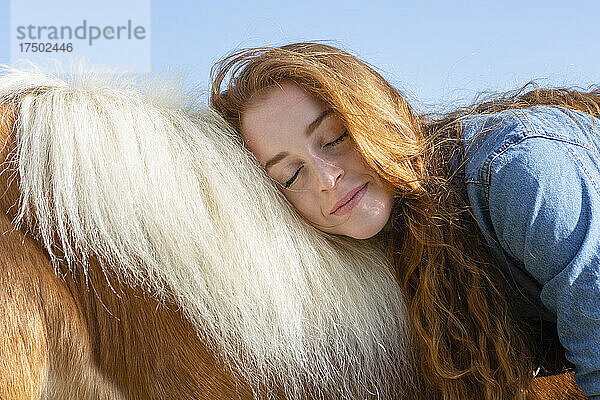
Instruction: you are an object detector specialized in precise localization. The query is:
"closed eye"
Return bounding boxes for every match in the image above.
[324,131,349,148]
[284,166,303,189]
[284,131,349,189]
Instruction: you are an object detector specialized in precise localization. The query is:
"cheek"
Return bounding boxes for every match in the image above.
[283,191,324,222]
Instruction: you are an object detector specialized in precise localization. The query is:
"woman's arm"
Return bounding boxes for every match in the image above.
[488,135,600,399]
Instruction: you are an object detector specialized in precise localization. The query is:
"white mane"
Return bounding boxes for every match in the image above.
[0,60,416,399]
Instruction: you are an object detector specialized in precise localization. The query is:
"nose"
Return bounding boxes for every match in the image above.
[312,156,344,192]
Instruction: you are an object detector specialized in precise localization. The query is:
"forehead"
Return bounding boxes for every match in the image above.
[240,81,325,158]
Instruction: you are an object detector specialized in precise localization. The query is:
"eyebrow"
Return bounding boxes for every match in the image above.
[263,108,333,172]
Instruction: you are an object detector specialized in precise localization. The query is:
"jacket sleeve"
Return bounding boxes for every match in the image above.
[487,136,600,399]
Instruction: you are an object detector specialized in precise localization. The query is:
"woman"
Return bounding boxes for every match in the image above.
[210,42,600,399]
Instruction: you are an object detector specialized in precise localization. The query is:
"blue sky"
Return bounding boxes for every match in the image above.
[1,0,599,111]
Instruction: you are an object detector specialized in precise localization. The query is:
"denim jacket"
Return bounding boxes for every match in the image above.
[452,105,600,399]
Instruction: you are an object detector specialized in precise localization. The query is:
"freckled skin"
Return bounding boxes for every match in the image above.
[241,81,394,239]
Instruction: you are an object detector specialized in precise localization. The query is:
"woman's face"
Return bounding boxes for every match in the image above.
[240,80,395,239]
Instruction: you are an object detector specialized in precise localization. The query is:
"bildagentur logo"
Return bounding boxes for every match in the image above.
[15,20,147,46]
[10,0,151,73]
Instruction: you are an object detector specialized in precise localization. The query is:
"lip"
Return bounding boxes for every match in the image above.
[330,182,368,215]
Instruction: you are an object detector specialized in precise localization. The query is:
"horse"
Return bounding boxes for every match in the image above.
[0,63,586,400]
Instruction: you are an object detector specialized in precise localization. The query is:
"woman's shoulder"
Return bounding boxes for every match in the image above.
[455,105,600,185]
[459,105,600,149]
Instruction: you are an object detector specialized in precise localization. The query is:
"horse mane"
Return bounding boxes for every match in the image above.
[0,61,415,399]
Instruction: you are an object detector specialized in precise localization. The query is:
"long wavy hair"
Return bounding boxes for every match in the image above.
[210,42,600,399]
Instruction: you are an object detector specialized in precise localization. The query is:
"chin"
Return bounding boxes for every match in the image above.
[346,222,387,239]
[349,230,378,240]
[348,208,393,239]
